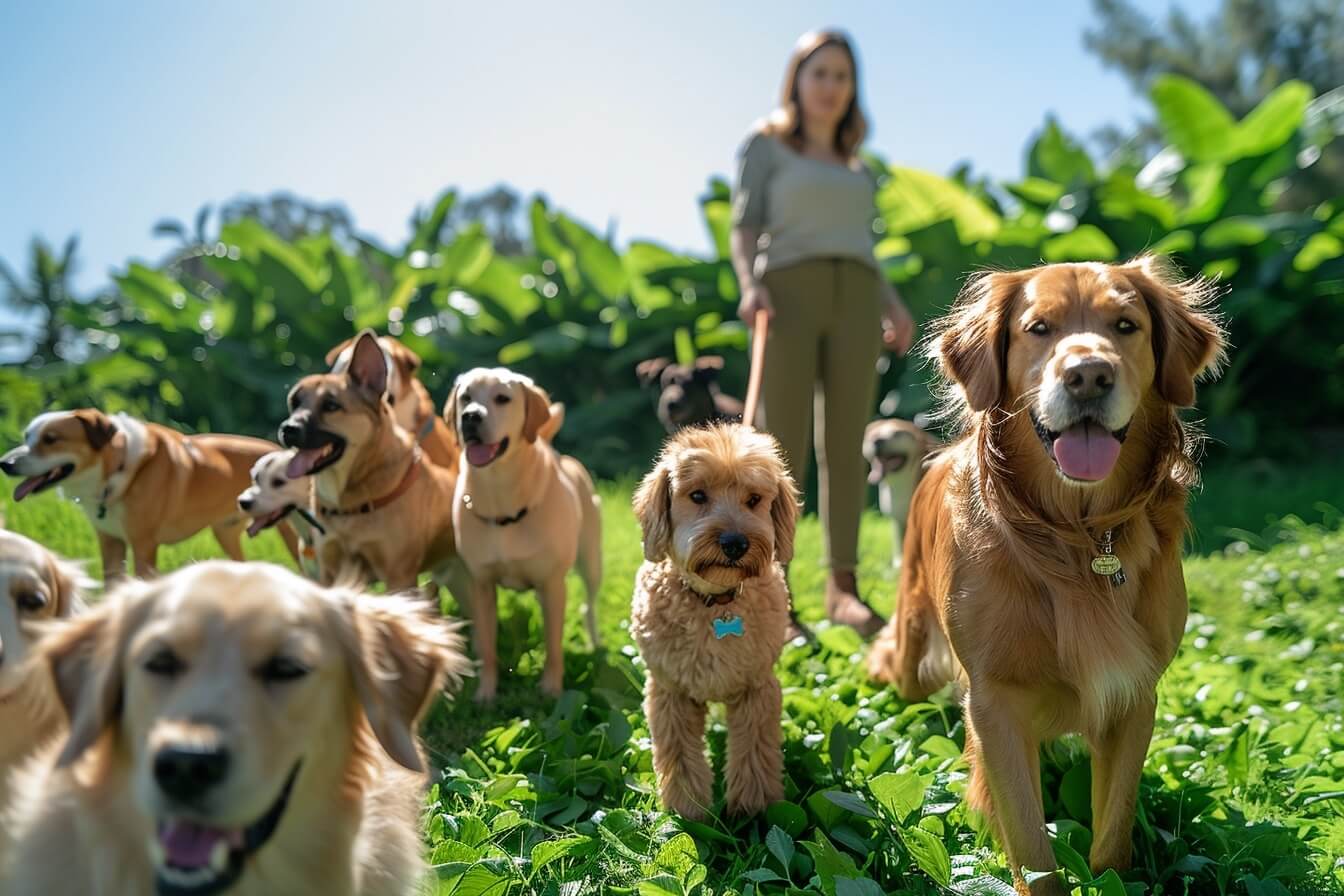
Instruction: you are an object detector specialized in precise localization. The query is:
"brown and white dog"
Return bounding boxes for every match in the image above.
[862,418,941,567]
[630,423,798,820]
[447,367,602,702]
[282,331,460,593]
[0,411,291,581]
[0,531,89,839]
[327,334,460,471]
[868,257,1225,894]
[1,560,469,896]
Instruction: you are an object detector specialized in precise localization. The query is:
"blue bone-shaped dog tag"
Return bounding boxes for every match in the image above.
[713,614,744,639]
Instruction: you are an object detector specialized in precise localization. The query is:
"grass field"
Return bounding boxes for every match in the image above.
[2,459,1342,896]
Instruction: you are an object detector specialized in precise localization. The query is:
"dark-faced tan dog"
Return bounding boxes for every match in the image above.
[635,356,744,433]
[862,418,941,568]
[867,257,1225,894]
[447,367,602,702]
[282,331,459,592]
[326,334,460,471]
[0,411,293,581]
[0,530,89,854]
[1,560,469,896]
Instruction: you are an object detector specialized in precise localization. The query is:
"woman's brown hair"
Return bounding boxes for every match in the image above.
[760,29,868,159]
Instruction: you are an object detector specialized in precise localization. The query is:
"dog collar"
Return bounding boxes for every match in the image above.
[318,449,421,518]
[461,492,528,526]
[677,571,740,607]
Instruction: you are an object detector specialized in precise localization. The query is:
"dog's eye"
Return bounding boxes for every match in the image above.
[689,489,708,505]
[493,394,511,406]
[1027,320,1051,335]
[272,478,287,488]
[41,432,58,444]
[321,398,342,414]
[745,494,762,510]
[258,656,309,684]
[144,649,185,678]
[1115,318,1139,334]
[15,591,46,612]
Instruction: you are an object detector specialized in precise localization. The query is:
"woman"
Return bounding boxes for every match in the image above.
[731,29,915,638]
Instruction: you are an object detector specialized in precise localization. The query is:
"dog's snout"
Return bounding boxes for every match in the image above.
[154,744,231,803]
[238,494,255,511]
[1062,356,1115,401]
[717,532,749,561]
[460,408,483,425]
[278,419,304,448]
[0,448,24,474]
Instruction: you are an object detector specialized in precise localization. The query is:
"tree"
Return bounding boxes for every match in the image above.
[1084,0,1344,203]
[0,236,83,366]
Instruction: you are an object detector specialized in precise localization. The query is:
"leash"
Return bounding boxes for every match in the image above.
[742,308,769,429]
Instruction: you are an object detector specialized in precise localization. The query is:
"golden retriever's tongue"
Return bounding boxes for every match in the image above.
[1052,422,1122,481]
[158,819,241,869]
[466,441,502,466]
[286,447,326,478]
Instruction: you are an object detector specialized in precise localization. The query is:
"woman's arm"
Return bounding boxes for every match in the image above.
[731,226,773,327]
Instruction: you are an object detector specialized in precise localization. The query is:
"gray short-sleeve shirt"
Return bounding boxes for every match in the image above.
[731,132,881,276]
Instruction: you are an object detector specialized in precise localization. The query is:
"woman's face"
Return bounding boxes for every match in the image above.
[795,44,854,133]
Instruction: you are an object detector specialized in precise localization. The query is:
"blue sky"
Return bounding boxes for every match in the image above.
[1,0,1219,299]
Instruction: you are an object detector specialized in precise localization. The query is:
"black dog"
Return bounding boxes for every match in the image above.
[635,356,744,434]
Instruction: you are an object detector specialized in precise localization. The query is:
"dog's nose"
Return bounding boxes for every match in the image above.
[0,450,21,474]
[278,420,304,447]
[154,744,231,803]
[460,409,483,425]
[238,495,255,512]
[0,458,14,475]
[718,532,749,561]
[1063,356,1115,401]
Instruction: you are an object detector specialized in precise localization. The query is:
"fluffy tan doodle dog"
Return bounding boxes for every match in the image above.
[861,418,941,568]
[446,367,601,702]
[326,334,460,471]
[282,331,459,591]
[0,410,294,581]
[1,560,469,896]
[0,530,90,851]
[630,423,799,820]
[867,257,1225,894]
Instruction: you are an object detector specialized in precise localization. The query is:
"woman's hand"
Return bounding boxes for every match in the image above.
[881,289,915,356]
[737,281,775,329]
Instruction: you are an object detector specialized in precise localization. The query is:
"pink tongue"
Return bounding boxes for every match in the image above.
[867,458,884,485]
[286,449,324,478]
[1052,422,1123,481]
[158,820,238,869]
[13,475,44,501]
[466,442,501,466]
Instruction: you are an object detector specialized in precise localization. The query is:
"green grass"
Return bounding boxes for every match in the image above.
[3,470,1342,896]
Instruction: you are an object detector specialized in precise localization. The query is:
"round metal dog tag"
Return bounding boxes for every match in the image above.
[1091,555,1123,576]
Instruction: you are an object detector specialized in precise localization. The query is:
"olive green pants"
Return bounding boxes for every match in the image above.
[758,257,883,571]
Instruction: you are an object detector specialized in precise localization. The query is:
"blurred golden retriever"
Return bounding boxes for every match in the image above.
[868,257,1224,894]
[3,560,469,896]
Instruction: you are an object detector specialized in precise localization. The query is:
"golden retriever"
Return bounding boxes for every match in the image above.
[631,423,798,820]
[867,257,1225,894]
[446,367,602,701]
[0,410,296,581]
[0,530,90,858]
[2,560,468,896]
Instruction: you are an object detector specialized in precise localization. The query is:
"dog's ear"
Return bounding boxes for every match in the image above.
[73,409,117,452]
[442,380,460,431]
[346,331,390,399]
[332,591,470,773]
[635,358,671,388]
[935,270,1024,413]
[633,458,673,562]
[521,382,553,443]
[323,336,356,369]
[383,339,422,378]
[692,356,724,384]
[1122,256,1227,408]
[770,464,801,565]
[44,581,152,768]
[44,551,91,619]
